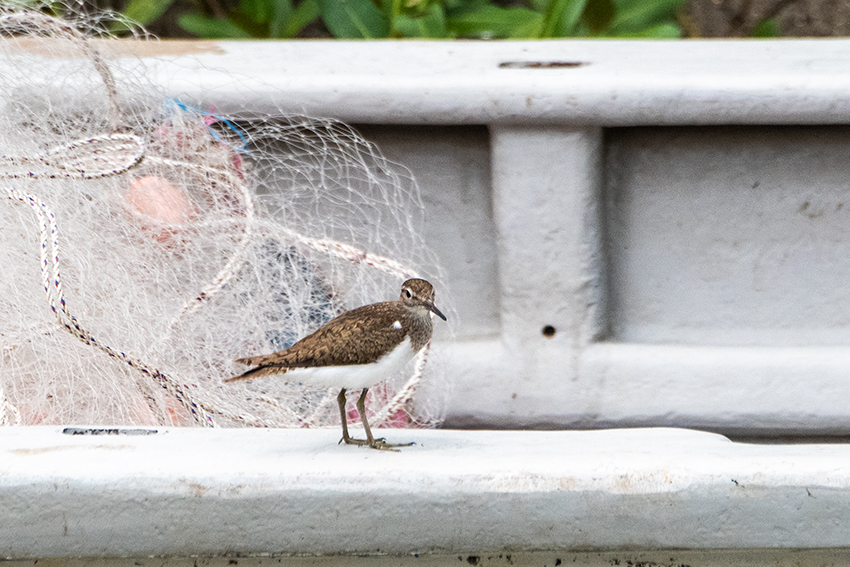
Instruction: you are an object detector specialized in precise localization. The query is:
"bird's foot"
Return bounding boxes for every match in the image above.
[339,436,414,452]
[368,438,415,452]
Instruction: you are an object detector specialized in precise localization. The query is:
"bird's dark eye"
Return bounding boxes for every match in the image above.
[404,289,412,298]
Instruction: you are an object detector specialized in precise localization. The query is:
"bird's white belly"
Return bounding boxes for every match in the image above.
[285,337,417,389]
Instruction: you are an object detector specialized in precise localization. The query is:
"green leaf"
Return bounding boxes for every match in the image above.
[316,0,391,38]
[581,0,615,34]
[269,0,293,37]
[605,21,681,37]
[444,0,490,11]
[394,4,447,37]
[228,11,269,36]
[570,18,592,36]
[382,0,401,33]
[607,0,685,34]
[277,0,321,37]
[541,0,588,37]
[752,17,779,37]
[379,0,396,16]
[241,0,273,24]
[510,14,546,38]
[111,0,175,31]
[447,5,544,39]
[178,14,253,38]
[640,21,682,37]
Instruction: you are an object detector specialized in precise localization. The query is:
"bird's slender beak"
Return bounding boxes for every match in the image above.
[427,301,447,321]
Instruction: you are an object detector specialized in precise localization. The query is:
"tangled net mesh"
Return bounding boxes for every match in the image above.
[0,2,449,429]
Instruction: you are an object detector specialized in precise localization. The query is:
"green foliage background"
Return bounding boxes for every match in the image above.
[113,0,693,39]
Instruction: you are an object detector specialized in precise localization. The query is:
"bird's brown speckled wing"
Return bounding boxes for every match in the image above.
[232,302,408,375]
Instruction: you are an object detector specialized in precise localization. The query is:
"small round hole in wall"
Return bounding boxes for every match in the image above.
[542,325,556,338]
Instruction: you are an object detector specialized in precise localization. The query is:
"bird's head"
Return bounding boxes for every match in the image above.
[400,278,447,321]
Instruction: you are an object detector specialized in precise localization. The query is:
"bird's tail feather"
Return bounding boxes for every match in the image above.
[234,354,274,366]
[225,364,286,383]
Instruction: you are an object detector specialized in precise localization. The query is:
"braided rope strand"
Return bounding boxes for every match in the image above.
[4,184,218,426]
[1,134,145,181]
[0,132,222,426]
[2,142,309,429]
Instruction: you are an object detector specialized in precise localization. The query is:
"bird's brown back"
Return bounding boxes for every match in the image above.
[234,301,431,370]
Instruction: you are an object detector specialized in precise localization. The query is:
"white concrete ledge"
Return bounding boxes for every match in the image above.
[3,426,850,558]
[133,40,850,126]
[11,39,850,125]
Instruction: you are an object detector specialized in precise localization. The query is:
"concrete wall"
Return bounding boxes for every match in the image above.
[362,123,850,434]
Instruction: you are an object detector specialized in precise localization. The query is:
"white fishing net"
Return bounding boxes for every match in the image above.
[0,2,449,429]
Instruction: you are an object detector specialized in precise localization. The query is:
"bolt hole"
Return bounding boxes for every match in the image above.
[542,325,556,338]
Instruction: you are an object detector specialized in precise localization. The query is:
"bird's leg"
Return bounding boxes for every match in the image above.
[357,387,377,445]
[338,388,366,446]
[356,387,414,452]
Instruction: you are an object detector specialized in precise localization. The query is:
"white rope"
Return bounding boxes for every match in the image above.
[257,221,420,281]
[1,134,145,180]
[3,184,219,426]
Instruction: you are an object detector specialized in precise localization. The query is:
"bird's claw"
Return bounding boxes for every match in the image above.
[369,438,415,452]
[339,436,414,452]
